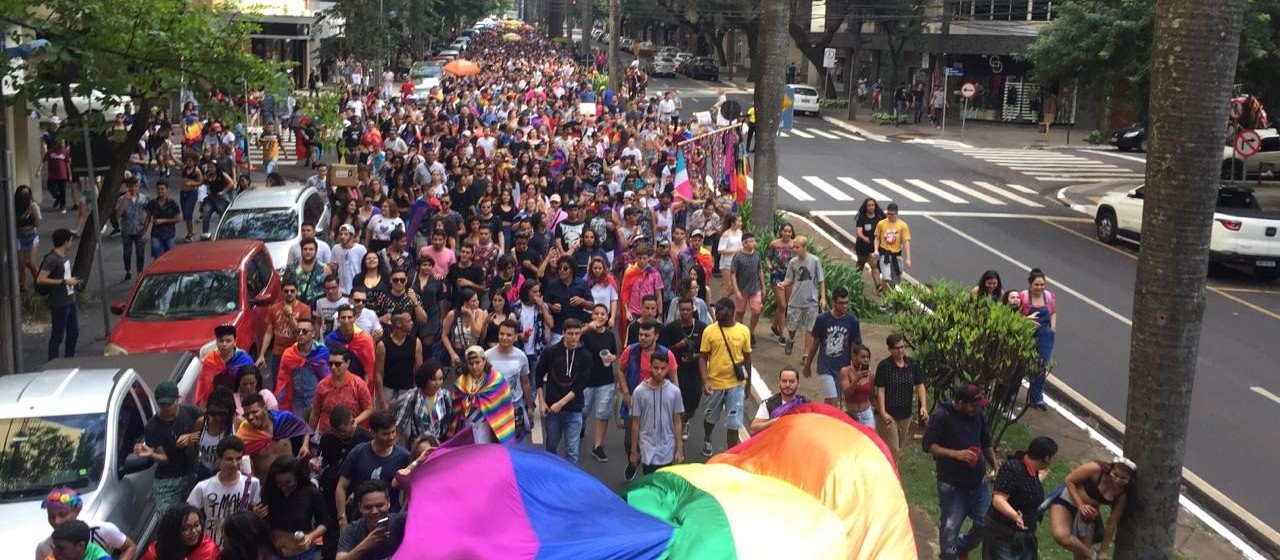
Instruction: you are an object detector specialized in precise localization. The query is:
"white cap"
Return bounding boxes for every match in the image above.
[48,116,61,124]
[549,193,562,203]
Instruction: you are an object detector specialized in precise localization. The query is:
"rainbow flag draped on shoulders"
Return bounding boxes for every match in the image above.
[449,368,516,443]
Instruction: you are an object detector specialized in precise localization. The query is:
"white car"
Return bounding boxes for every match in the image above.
[1222,128,1280,179]
[213,184,329,274]
[32,89,133,121]
[620,37,634,49]
[437,49,461,61]
[674,52,695,66]
[650,57,678,77]
[790,84,820,116]
[408,62,443,99]
[1095,183,1280,280]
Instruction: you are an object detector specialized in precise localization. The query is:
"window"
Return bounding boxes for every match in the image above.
[303,193,325,225]
[958,0,1054,21]
[247,251,273,296]
[1260,136,1280,152]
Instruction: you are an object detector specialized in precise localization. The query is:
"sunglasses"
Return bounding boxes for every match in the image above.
[329,360,347,367]
[391,277,407,283]
[351,298,367,304]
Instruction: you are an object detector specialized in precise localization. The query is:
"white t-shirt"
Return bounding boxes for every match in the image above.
[485,347,530,404]
[34,520,127,560]
[590,282,619,309]
[330,242,368,295]
[366,214,405,242]
[187,473,262,548]
[718,229,744,270]
[315,296,348,333]
[287,238,333,267]
[332,308,382,336]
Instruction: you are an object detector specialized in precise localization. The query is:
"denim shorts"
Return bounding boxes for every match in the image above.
[703,384,746,430]
[582,385,616,421]
[18,231,37,250]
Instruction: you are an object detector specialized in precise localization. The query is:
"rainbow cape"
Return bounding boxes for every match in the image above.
[449,368,516,443]
[235,409,313,456]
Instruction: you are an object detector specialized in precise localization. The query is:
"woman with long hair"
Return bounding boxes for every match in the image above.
[234,365,278,415]
[853,198,885,291]
[766,222,797,345]
[14,185,41,292]
[410,256,444,348]
[971,269,1004,302]
[1047,458,1135,560]
[260,456,326,560]
[353,251,389,294]
[195,387,240,479]
[1021,268,1056,409]
[586,256,620,325]
[482,291,518,348]
[141,505,219,560]
[217,511,275,560]
[440,288,488,366]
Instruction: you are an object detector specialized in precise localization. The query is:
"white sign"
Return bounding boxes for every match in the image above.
[694,111,713,125]
[961,82,977,99]
[577,102,597,116]
[823,48,837,69]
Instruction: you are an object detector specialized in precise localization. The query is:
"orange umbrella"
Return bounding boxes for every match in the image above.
[443,59,481,77]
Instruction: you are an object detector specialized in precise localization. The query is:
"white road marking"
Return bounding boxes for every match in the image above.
[1004,183,1040,194]
[939,179,1006,205]
[808,128,840,139]
[811,210,1089,221]
[779,132,790,138]
[837,177,889,200]
[801,176,854,201]
[972,181,1044,207]
[1006,166,1130,172]
[777,176,816,201]
[924,215,1133,325]
[872,178,930,203]
[789,129,815,139]
[1252,386,1280,406]
[829,130,866,141]
[1083,149,1149,163]
[1034,176,1143,182]
[905,179,969,204]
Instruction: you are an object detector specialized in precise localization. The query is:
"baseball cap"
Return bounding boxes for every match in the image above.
[155,381,180,405]
[339,224,356,235]
[622,190,635,199]
[564,198,579,208]
[954,383,990,407]
[464,345,486,361]
[549,193,562,203]
[690,228,704,238]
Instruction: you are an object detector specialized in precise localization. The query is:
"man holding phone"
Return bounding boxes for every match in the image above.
[336,480,404,560]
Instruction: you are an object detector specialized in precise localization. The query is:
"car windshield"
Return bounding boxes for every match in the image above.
[0,414,107,501]
[127,270,241,319]
[411,64,442,79]
[218,208,298,243]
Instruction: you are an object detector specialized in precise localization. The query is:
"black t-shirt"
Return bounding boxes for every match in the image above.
[447,264,486,307]
[584,156,605,183]
[920,402,992,488]
[318,427,372,485]
[264,482,326,533]
[660,319,705,377]
[145,197,181,240]
[337,513,407,560]
[873,357,925,420]
[343,125,362,150]
[535,343,591,411]
[40,251,75,310]
[509,140,530,158]
[989,454,1046,533]
[515,246,545,278]
[554,219,587,251]
[144,404,201,480]
[581,328,619,387]
[854,212,883,251]
[340,442,412,512]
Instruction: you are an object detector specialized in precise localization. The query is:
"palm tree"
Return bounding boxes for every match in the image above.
[1116,0,1245,557]
[749,0,790,228]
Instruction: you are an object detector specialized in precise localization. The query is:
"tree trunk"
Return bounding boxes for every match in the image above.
[608,0,621,92]
[579,0,593,57]
[1115,0,1245,557]
[846,14,863,121]
[750,0,790,228]
[744,20,762,84]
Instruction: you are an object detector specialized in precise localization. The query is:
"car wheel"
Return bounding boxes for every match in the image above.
[1116,145,1131,152]
[1095,210,1118,244]
[1255,266,1280,282]
[1222,159,1246,180]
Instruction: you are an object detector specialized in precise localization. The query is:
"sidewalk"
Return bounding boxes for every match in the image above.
[17,160,320,372]
[820,105,1107,151]
[773,214,1251,559]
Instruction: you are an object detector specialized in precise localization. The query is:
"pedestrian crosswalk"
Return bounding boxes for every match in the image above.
[169,131,301,168]
[940,146,1144,183]
[746,174,1047,208]
[778,126,887,142]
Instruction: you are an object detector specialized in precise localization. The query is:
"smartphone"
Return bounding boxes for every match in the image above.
[376,517,390,531]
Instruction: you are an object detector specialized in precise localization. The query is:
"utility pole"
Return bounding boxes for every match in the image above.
[608,0,621,92]
[579,0,593,58]
[750,1,791,227]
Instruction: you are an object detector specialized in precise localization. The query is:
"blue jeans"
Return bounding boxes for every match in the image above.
[201,193,230,235]
[48,304,80,360]
[937,480,990,560]
[543,410,583,464]
[151,235,176,258]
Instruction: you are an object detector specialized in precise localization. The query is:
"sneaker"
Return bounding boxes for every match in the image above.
[1031,402,1048,411]
[701,440,713,457]
[591,446,608,463]
[200,233,212,241]
[624,463,638,481]
[123,272,131,281]
[784,337,795,355]
[770,325,783,342]
[750,333,757,346]
[682,421,689,441]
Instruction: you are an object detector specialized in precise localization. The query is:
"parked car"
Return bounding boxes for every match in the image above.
[407,61,444,100]
[637,41,656,55]
[684,57,720,81]
[1222,127,1280,179]
[1109,123,1148,152]
[214,184,327,272]
[1095,183,1280,280]
[105,239,282,356]
[437,49,461,61]
[650,57,678,77]
[790,84,821,116]
[657,46,678,58]
[0,352,203,555]
[32,88,133,121]
[591,27,606,42]
[619,37,634,50]
[674,52,695,67]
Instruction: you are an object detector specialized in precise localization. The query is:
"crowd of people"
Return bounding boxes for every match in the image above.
[22,21,1142,560]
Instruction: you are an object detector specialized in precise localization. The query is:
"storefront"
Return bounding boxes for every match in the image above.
[936,53,1076,125]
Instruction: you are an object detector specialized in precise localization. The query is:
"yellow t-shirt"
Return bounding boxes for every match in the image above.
[875,218,911,254]
[699,322,753,391]
[259,134,280,161]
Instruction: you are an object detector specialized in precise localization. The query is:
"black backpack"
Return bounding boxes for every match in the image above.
[34,250,57,296]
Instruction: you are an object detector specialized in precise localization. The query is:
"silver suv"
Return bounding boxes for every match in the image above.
[214,184,329,274]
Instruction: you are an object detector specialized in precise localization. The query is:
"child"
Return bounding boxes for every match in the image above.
[627,352,684,480]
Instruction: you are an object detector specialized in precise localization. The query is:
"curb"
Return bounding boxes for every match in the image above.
[1054,184,1100,216]
[802,209,1280,560]
[819,115,892,143]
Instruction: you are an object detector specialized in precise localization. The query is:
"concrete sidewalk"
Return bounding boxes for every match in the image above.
[821,105,1110,151]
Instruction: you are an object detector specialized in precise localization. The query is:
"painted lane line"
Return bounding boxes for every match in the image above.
[1083,149,1149,163]
[872,178,930,203]
[1000,183,1039,195]
[1208,287,1280,322]
[1005,165,1130,171]
[972,181,1044,207]
[807,128,840,139]
[777,176,816,201]
[801,176,854,201]
[829,130,866,141]
[790,129,815,139]
[810,210,1088,221]
[923,214,1133,326]
[779,132,791,138]
[837,177,889,201]
[938,179,1006,205]
[1252,386,1280,406]
[905,179,969,204]
[1033,176,1143,182]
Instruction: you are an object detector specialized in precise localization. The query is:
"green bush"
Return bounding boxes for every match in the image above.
[740,199,877,320]
[819,98,849,109]
[871,111,906,125]
[1086,130,1106,145]
[883,281,1044,447]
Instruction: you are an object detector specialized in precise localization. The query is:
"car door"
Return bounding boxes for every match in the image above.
[107,378,154,541]
[1249,135,1280,174]
[303,192,329,241]
[1115,187,1145,234]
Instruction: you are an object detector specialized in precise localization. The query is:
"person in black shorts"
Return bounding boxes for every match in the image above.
[853,198,884,292]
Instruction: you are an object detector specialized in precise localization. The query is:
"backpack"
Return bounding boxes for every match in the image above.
[1018,289,1055,316]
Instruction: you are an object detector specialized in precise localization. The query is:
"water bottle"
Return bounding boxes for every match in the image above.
[294,531,305,542]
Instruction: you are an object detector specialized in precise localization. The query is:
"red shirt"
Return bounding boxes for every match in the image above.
[313,373,373,433]
[267,301,312,355]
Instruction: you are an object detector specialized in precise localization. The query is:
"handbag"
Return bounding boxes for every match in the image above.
[717,323,750,383]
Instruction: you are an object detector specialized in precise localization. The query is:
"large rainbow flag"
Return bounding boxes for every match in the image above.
[393,403,916,559]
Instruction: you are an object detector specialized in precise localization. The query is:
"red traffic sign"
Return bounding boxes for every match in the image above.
[960,82,977,99]
[1235,129,1262,158]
